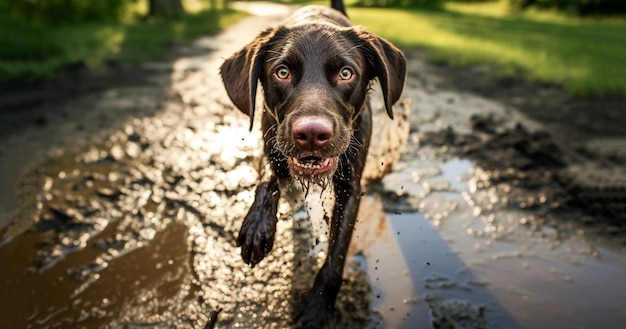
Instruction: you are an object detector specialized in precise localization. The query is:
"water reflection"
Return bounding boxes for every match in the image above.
[378,151,626,328]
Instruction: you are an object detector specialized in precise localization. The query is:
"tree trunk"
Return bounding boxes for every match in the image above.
[148,0,185,18]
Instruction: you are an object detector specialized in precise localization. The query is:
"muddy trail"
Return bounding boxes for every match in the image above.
[1,2,626,329]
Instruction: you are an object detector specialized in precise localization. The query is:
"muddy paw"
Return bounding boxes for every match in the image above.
[294,291,334,329]
[236,203,278,267]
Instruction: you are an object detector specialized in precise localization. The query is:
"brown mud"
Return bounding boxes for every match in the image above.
[1,2,625,329]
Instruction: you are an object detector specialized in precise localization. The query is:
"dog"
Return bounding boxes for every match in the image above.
[220,0,407,326]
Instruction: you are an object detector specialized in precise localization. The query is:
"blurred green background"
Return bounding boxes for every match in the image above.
[1,0,625,95]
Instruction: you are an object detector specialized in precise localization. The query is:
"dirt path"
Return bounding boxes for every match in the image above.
[1,2,626,328]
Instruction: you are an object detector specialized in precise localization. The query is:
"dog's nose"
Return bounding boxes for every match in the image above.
[292,116,333,150]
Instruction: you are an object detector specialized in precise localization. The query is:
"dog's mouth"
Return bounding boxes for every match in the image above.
[288,155,338,177]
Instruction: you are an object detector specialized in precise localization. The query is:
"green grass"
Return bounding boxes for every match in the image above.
[3,1,625,95]
[348,2,626,95]
[0,3,247,83]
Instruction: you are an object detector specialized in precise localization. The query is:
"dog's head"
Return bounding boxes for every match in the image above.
[220,22,406,184]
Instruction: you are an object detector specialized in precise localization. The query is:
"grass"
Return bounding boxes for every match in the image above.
[348,1,626,95]
[0,1,247,84]
[2,1,625,95]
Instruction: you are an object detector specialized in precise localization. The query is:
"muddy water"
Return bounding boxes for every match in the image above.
[2,2,626,329]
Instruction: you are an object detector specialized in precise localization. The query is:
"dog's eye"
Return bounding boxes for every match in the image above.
[275,65,290,80]
[338,67,354,81]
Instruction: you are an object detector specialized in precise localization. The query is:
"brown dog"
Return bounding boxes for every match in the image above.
[220,0,406,326]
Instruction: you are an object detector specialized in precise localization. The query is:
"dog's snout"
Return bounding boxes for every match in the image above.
[292,116,333,151]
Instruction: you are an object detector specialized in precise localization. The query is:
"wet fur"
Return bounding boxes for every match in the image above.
[220,0,407,327]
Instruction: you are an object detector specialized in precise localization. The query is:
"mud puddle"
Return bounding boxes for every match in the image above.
[2,2,626,329]
[362,155,626,328]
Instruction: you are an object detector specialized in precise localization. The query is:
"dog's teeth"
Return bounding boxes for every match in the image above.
[292,157,335,172]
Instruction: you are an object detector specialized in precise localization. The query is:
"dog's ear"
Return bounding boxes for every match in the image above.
[220,27,281,130]
[354,27,407,119]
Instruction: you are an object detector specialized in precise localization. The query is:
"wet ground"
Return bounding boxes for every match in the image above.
[1,2,626,328]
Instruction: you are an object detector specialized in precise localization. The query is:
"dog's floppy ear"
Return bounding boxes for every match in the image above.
[220,27,281,130]
[354,26,407,119]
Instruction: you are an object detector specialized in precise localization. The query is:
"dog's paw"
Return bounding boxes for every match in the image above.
[294,290,334,329]
[236,207,276,267]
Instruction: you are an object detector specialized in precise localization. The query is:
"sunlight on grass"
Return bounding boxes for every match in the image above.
[0,2,247,82]
[58,26,126,68]
[349,5,626,95]
[444,1,625,24]
[444,1,510,18]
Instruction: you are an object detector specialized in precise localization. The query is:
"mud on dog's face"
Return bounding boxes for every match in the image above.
[220,24,406,185]
[267,25,376,185]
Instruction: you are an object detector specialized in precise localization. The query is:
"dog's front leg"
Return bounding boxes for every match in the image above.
[294,176,362,326]
[295,112,371,327]
[237,114,289,267]
[236,175,280,267]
